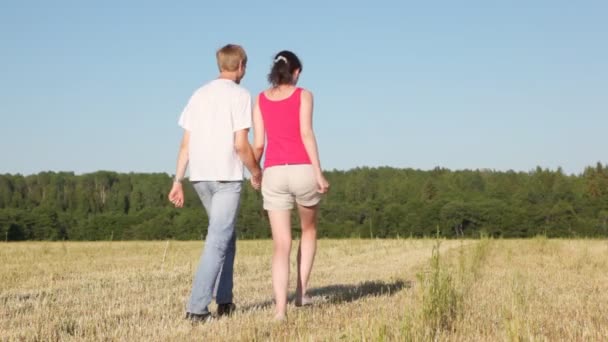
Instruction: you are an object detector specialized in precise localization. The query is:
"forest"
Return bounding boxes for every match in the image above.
[1,163,607,241]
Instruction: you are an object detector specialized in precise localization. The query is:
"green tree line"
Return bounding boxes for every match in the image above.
[1,163,607,241]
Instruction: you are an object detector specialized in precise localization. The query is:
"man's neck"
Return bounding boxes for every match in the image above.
[218,72,239,83]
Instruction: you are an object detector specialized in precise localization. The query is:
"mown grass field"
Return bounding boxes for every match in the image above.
[1,238,607,341]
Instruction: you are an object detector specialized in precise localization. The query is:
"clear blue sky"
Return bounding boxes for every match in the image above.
[1,1,606,176]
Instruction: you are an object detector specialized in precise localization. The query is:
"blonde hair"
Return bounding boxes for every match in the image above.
[216,44,247,72]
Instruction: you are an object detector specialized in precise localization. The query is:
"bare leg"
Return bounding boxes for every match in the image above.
[296,204,318,306]
[268,210,292,319]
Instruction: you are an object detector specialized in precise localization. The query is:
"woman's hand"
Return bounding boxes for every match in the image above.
[316,173,330,194]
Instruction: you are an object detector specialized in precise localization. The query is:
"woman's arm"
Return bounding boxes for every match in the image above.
[300,90,329,193]
[252,95,266,164]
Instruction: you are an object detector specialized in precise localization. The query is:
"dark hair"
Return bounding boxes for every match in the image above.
[267,50,302,86]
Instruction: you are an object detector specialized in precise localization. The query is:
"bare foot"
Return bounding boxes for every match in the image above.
[273,313,287,322]
[295,294,313,307]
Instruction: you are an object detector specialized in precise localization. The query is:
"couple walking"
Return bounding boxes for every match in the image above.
[167,44,330,322]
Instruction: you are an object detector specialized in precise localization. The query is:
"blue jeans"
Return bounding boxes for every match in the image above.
[187,181,242,315]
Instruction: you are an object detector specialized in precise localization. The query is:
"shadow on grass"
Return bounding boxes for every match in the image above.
[240,279,411,312]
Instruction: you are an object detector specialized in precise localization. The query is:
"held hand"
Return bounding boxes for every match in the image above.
[250,171,262,191]
[316,174,330,194]
[168,183,185,208]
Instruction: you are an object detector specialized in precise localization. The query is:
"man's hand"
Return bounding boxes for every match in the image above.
[168,182,185,208]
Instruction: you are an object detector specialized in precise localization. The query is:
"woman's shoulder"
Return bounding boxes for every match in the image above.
[297,87,311,93]
[298,88,313,100]
[258,88,278,99]
[259,87,308,102]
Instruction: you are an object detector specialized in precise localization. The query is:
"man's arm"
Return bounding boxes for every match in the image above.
[168,130,190,207]
[175,131,190,181]
[234,128,262,185]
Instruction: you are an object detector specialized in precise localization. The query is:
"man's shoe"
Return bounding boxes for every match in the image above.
[185,312,212,322]
[217,303,236,317]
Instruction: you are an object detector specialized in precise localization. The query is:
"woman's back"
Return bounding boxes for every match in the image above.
[252,50,329,321]
[259,87,311,168]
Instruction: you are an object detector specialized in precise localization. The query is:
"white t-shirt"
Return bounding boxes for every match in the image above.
[178,79,252,181]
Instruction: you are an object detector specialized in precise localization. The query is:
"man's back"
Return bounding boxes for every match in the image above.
[169,43,261,322]
[178,79,252,181]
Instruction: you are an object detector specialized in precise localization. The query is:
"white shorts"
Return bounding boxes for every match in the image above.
[262,164,322,211]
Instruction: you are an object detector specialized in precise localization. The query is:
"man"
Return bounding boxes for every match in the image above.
[168,44,261,322]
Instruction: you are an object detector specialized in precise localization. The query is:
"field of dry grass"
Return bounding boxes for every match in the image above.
[1,238,607,341]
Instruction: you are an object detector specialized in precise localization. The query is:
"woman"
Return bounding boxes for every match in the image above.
[252,50,330,321]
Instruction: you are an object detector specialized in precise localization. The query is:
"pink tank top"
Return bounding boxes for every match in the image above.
[259,87,312,168]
